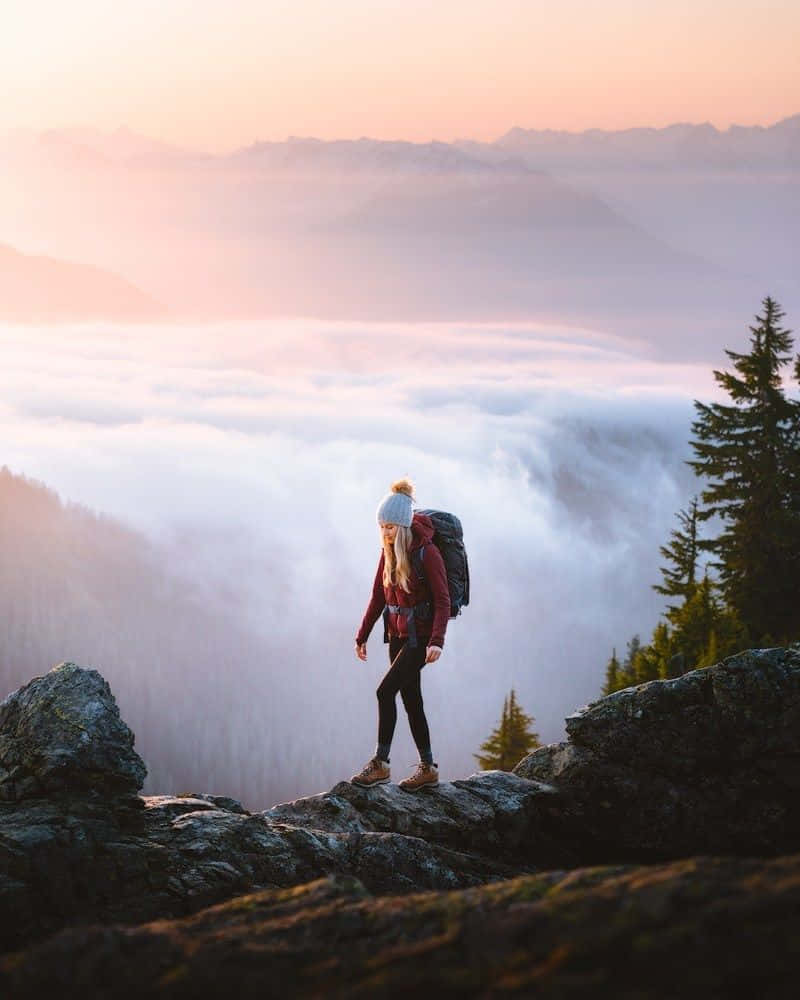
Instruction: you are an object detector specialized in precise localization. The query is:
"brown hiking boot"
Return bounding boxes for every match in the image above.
[398,762,439,792]
[351,756,391,787]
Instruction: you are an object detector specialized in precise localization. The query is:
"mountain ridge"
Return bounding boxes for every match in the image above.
[4,112,798,169]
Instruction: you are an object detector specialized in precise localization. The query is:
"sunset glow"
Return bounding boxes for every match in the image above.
[3,0,798,151]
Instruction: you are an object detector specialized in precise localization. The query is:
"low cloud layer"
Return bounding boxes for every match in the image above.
[0,318,718,798]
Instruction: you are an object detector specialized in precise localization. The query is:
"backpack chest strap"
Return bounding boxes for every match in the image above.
[382,601,432,648]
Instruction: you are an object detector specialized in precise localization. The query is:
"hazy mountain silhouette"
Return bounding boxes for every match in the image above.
[0,115,796,347]
[229,135,510,174]
[322,169,715,274]
[482,113,800,168]
[17,116,795,171]
[0,242,165,322]
[2,125,195,167]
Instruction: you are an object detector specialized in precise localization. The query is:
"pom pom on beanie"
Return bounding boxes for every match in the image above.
[376,478,415,527]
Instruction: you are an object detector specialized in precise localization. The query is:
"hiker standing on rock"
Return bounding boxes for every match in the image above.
[352,479,451,792]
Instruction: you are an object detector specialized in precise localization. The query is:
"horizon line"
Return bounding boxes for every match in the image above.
[4,111,798,158]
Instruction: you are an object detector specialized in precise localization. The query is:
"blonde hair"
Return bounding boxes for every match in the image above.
[381,478,415,592]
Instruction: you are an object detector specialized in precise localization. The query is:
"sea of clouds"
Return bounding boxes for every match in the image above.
[0,318,721,795]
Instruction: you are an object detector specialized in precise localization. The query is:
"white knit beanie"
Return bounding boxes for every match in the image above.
[376,479,415,527]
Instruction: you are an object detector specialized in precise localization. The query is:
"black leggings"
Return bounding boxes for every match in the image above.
[376,636,431,756]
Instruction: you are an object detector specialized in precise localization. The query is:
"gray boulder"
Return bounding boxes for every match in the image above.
[5,649,800,955]
[263,770,567,861]
[0,784,540,953]
[0,662,146,804]
[0,663,555,952]
[514,646,800,856]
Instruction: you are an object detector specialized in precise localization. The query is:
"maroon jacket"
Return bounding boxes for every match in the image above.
[355,513,451,649]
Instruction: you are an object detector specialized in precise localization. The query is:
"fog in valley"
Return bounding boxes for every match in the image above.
[0,318,721,808]
[0,117,797,807]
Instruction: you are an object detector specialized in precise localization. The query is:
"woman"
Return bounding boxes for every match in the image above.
[352,478,450,791]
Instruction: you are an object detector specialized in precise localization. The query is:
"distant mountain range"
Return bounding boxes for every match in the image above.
[480,114,800,169]
[239,114,800,172]
[0,115,796,338]
[2,125,194,167]
[4,114,798,171]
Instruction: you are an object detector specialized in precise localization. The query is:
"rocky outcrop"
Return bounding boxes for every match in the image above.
[3,647,800,971]
[514,646,800,857]
[0,779,553,952]
[0,662,558,952]
[263,770,570,863]
[4,853,800,998]
[0,662,146,804]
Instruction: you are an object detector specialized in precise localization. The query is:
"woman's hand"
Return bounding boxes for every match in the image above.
[425,645,442,663]
[355,642,367,661]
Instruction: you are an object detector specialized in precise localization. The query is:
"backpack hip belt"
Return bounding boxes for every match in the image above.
[383,601,432,649]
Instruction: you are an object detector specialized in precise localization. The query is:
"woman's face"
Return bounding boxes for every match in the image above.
[381,522,399,545]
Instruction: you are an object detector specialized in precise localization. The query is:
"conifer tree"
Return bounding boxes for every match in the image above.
[601,635,645,693]
[791,352,800,568]
[688,297,800,643]
[653,498,700,619]
[602,648,621,695]
[475,689,541,771]
[617,635,641,689]
[649,621,674,679]
[476,694,510,770]
[600,300,800,701]
[631,633,662,684]
[668,572,745,670]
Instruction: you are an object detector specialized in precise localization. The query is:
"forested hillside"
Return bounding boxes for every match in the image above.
[603,297,800,693]
[0,467,298,806]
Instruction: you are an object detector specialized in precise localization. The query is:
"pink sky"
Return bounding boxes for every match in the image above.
[3,0,799,151]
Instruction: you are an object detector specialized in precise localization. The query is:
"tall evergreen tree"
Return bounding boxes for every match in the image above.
[653,498,700,619]
[600,300,799,701]
[790,351,800,567]
[475,689,540,771]
[688,297,800,643]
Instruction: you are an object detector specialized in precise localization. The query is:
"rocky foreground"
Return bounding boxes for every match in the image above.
[1,647,799,996]
[4,855,800,999]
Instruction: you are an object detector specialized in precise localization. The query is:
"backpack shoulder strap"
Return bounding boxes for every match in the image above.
[412,545,426,584]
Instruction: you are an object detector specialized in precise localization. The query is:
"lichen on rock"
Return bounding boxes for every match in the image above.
[514,646,800,856]
[0,661,146,803]
[3,646,800,981]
